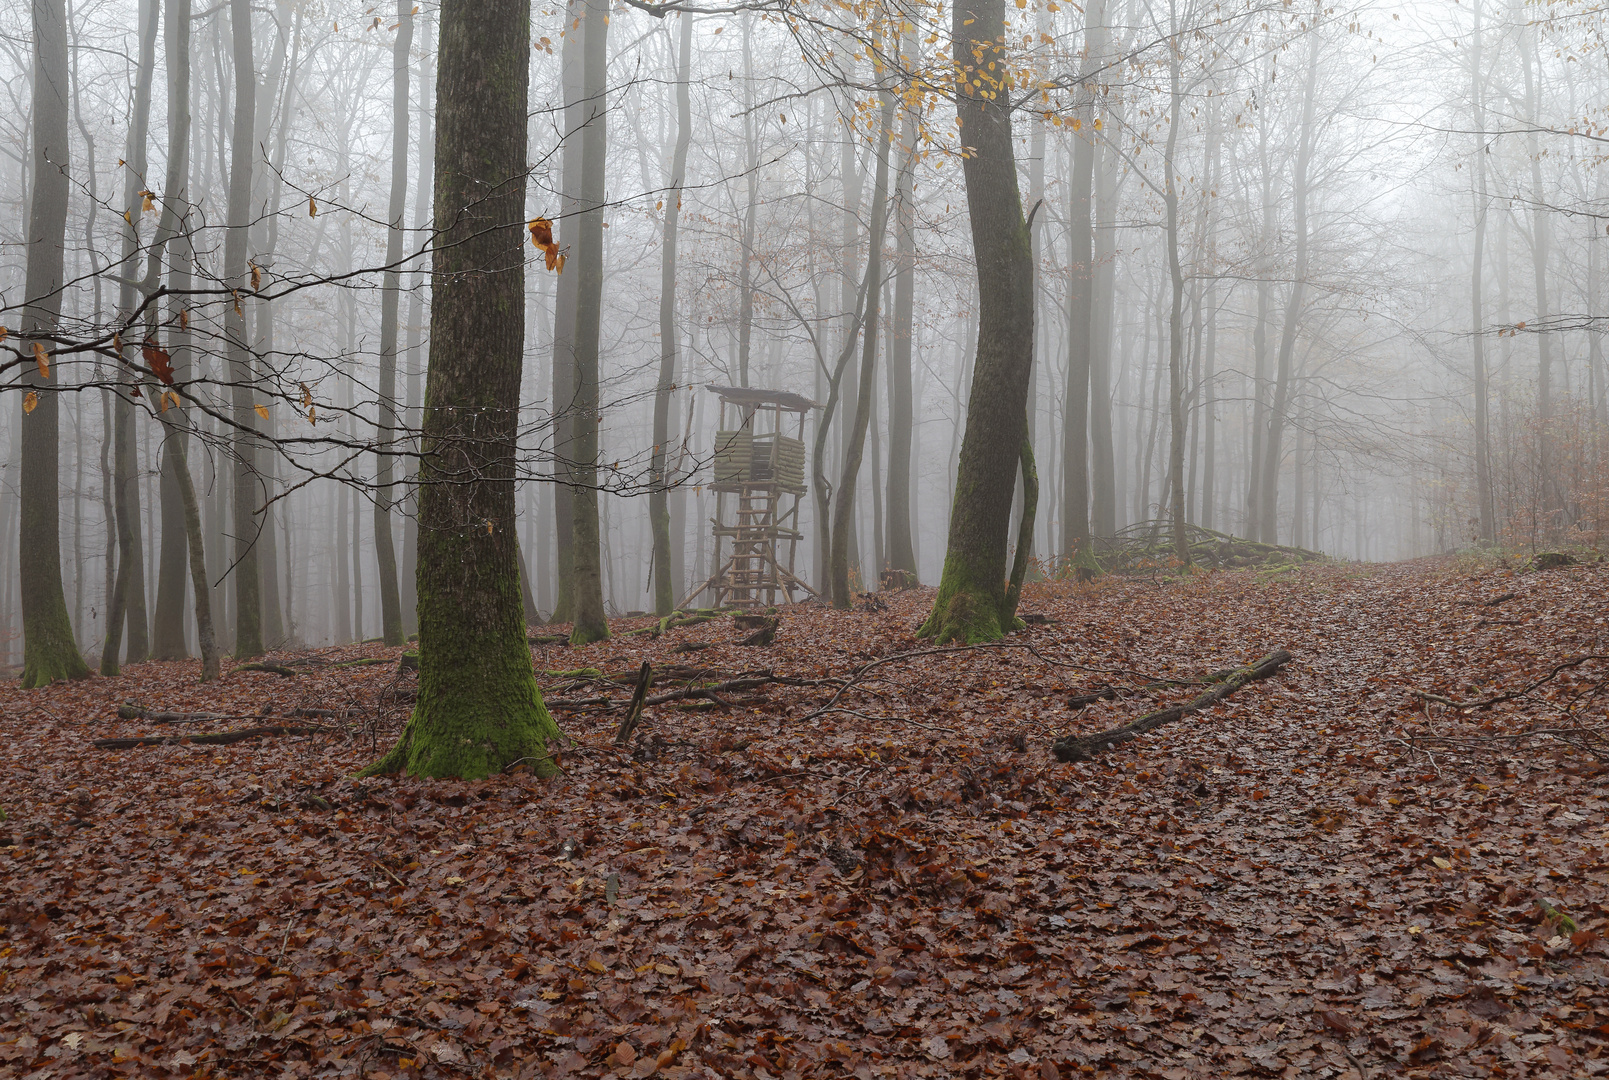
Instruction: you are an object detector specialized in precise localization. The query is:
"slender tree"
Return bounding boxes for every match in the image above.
[225,0,262,656]
[884,23,919,582]
[568,0,610,645]
[649,12,693,616]
[372,0,411,646]
[362,0,561,779]
[548,0,585,624]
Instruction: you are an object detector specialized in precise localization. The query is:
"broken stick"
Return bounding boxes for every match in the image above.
[94,724,335,749]
[1052,650,1293,762]
[613,662,654,746]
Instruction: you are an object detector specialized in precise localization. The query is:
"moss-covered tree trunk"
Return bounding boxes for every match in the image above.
[567,0,610,646]
[19,0,89,688]
[361,0,562,780]
[916,0,1035,644]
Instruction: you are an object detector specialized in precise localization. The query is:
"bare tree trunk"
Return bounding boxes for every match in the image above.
[918,0,1036,644]
[1089,105,1120,538]
[1256,20,1319,547]
[1470,0,1496,543]
[401,8,432,636]
[372,0,411,646]
[225,0,262,657]
[831,90,896,609]
[650,12,692,615]
[19,0,90,686]
[1519,14,1555,529]
[884,21,919,581]
[549,0,584,624]
[568,0,610,645]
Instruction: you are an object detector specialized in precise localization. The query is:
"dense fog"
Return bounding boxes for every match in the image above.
[0,0,1602,663]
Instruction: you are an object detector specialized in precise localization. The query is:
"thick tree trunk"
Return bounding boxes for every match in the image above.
[225,0,262,657]
[567,0,610,645]
[19,0,89,687]
[917,0,1035,644]
[650,12,692,616]
[831,91,896,609]
[362,0,561,780]
[372,0,411,646]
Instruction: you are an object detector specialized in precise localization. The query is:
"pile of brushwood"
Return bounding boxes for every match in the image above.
[1095,519,1327,574]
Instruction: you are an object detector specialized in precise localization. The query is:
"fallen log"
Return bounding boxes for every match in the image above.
[1052,650,1293,762]
[117,704,231,724]
[94,724,335,749]
[231,663,300,677]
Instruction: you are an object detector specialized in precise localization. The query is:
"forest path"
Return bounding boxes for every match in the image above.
[1,556,1607,1077]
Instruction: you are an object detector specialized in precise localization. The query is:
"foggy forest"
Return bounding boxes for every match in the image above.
[7,0,1609,1076]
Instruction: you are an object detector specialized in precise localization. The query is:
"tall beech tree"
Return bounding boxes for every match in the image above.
[372,0,411,647]
[649,11,693,617]
[363,0,561,780]
[567,0,610,646]
[917,0,1035,643]
[19,0,90,687]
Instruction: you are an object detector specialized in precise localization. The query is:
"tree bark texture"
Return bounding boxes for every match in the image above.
[362,0,561,780]
[19,0,90,687]
[917,0,1035,644]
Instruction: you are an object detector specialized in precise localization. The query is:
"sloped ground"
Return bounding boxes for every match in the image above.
[2,556,1608,1078]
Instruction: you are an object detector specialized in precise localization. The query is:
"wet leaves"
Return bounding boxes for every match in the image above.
[3,562,1609,1076]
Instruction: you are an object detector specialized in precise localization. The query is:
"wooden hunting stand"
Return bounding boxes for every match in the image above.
[679,386,818,609]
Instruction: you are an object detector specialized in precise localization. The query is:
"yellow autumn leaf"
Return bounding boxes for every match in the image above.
[140,190,156,213]
[299,382,313,407]
[309,196,318,217]
[32,342,49,378]
[23,390,38,414]
[0,325,8,343]
[255,404,270,420]
[307,405,316,423]
[250,262,262,291]
[179,309,189,329]
[1432,856,1452,870]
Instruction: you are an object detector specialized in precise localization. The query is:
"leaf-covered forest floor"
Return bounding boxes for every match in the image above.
[4,556,1609,1079]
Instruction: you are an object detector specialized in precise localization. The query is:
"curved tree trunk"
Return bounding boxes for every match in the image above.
[917,0,1035,644]
[19,0,90,687]
[362,0,561,780]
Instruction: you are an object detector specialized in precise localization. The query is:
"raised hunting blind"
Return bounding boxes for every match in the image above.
[679,386,818,609]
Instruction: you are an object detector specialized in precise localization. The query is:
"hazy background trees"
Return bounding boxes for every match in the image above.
[2,0,1607,668]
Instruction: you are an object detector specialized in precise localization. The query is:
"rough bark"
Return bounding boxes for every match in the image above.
[19,0,90,687]
[917,0,1035,644]
[361,0,561,780]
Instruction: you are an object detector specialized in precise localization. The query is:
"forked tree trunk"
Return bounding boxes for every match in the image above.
[831,89,895,609]
[362,0,562,780]
[917,0,1035,644]
[19,0,90,687]
[372,0,411,646]
[650,12,693,616]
